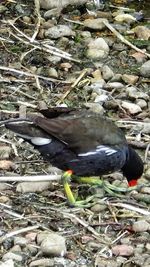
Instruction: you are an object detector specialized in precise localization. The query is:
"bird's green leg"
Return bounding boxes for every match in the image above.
[61,171,96,207]
[61,170,76,206]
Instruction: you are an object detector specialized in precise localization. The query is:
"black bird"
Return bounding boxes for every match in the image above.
[5,107,143,205]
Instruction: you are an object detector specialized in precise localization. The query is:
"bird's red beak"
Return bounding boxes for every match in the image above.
[128,179,138,187]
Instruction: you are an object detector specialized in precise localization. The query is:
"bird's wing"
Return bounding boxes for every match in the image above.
[34,112,127,153]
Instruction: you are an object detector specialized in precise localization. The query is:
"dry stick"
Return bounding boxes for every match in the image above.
[56,69,88,104]
[0,225,40,244]
[110,202,150,216]
[7,20,80,62]
[144,143,150,162]
[32,0,41,42]
[0,65,69,84]
[103,20,150,58]
[0,175,61,182]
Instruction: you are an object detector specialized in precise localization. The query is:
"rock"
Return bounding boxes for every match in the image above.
[94,94,109,104]
[84,103,104,115]
[29,258,54,267]
[112,245,134,256]
[91,203,107,212]
[47,55,61,64]
[0,145,11,159]
[145,243,150,251]
[136,99,147,109]
[121,101,142,114]
[80,31,91,39]
[40,0,87,9]
[2,252,23,262]
[101,65,114,81]
[91,69,103,81]
[0,259,14,267]
[87,38,109,59]
[114,13,136,23]
[45,25,75,39]
[140,60,150,78]
[145,168,150,180]
[40,233,66,256]
[105,82,124,90]
[60,62,72,71]
[133,26,150,40]
[14,237,28,247]
[122,74,138,85]
[132,220,150,232]
[110,74,122,82]
[47,67,58,78]
[126,86,149,100]
[83,18,107,30]
[120,237,131,245]
[0,196,10,203]
[141,187,150,194]
[16,182,52,193]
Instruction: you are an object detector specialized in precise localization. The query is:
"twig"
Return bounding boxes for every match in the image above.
[31,0,41,42]
[0,174,61,182]
[110,202,150,216]
[144,143,150,162]
[0,225,40,244]
[0,65,69,83]
[103,20,150,58]
[56,69,88,104]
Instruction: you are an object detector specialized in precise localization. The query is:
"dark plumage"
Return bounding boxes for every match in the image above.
[5,108,143,186]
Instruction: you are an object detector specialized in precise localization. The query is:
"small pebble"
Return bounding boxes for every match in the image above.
[121,101,142,114]
[132,220,150,232]
[112,245,134,256]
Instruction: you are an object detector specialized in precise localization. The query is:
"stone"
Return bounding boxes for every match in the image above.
[112,245,134,256]
[101,65,114,81]
[121,101,142,114]
[83,18,107,30]
[45,25,75,39]
[87,38,109,59]
[132,220,150,232]
[140,60,150,78]
[40,233,66,256]
[122,74,138,85]
[133,26,150,40]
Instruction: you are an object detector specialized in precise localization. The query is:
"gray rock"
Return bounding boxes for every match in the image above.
[14,237,27,247]
[83,18,107,30]
[127,86,149,100]
[29,258,54,267]
[47,55,61,64]
[2,252,23,262]
[47,67,58,78]
[40,0,87,9]
[140,60,150,78]
[80,31,91,38]
[87,38,109,59]
[136,99,147,109]
[45,25,75,39]
[37,232,66,256]
[101,65,114,81]
[132,220,150,232]
[0,259,14,267]
[145,168,150,180]
[121,101,142,114]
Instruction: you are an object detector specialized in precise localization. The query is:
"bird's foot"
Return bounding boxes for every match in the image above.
[61,171,99,207]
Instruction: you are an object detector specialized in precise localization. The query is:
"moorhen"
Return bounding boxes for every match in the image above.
[4,107,143,206]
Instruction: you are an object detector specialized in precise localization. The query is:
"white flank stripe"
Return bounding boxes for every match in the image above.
[78,145,117,157]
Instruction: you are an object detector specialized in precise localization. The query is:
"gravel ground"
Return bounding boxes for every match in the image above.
[0,0,150,266]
